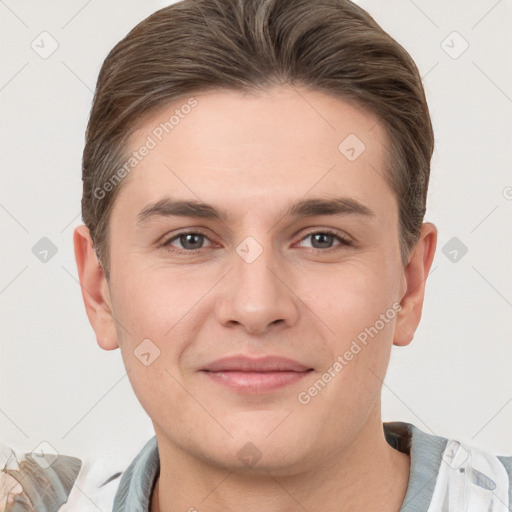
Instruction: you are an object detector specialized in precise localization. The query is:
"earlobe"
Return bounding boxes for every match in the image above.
[73,225,119,351]
[394,222,437,347]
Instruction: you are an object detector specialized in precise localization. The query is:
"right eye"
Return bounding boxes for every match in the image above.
[160,230,215,253]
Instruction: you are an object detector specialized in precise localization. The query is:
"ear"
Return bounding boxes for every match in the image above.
[394,222,437,347]
[73,225,119,351]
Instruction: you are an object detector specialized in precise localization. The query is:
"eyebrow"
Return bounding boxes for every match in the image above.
[136,196,375,225]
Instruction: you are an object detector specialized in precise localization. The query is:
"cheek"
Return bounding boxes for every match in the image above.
[108,266,211,388]
[299,259,399,398]
[110,267,204,343]
[107,274,189,415]
[300,259,399,344]
[109,273,198,428]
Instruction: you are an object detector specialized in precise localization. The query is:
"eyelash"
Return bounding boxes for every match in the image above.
[160,228,353,254]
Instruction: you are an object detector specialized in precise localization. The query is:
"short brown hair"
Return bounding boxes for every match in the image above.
[82,0,433,279]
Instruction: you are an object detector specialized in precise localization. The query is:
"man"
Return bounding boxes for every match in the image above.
[71,0,511,511]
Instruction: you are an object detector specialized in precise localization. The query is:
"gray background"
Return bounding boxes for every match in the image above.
[1,0,511,469]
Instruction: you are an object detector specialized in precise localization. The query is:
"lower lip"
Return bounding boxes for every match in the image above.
[201,370,311,393]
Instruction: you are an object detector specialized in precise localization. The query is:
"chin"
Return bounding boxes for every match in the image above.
[204,424,313,474]
[206,443,309,476]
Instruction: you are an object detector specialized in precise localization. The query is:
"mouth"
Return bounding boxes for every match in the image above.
[200,355,314,393]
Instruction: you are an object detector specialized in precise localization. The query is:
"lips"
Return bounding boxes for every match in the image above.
[202,355,312,373]
[200,355,314,393]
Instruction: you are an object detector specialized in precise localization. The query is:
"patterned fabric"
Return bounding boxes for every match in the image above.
[427,439,510,511]
[0,443,123,511]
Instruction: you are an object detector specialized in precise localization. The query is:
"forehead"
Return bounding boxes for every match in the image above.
[114,85,393,221]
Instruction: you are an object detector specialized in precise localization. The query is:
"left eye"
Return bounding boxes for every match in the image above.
[297,231,351,250]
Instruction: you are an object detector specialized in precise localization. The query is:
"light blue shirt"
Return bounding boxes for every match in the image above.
[111,421,512,511]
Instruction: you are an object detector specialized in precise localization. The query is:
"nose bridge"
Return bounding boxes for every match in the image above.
[235,235,279,297]
[216,234,299,333]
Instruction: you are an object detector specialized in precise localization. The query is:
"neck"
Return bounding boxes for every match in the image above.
[150,416,410,512]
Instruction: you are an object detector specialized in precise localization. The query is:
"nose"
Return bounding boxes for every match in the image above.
[215,237,300,336]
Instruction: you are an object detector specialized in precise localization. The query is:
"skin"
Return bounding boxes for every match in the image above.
[74,85,437,512]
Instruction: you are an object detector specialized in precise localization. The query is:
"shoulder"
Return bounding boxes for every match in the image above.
[385,422,511,511]
[1,438,125,511]
[112,436,160,512]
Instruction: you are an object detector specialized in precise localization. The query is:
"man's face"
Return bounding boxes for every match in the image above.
[97,86,411,472]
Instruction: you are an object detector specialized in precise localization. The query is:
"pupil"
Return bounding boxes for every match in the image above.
[182,234,202,249]
[313,233,333,248]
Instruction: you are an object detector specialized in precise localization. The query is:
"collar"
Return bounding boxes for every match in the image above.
[112,422,447,512]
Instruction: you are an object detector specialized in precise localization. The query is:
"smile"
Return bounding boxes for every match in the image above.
[200,355,314,393]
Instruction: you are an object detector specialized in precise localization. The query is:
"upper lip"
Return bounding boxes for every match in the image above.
[201,355,313,372]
